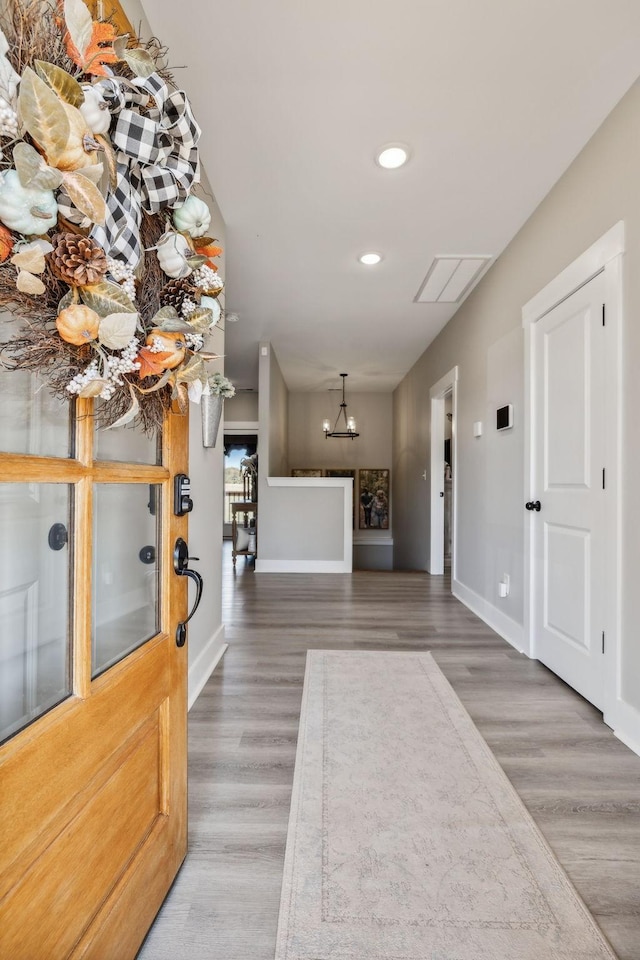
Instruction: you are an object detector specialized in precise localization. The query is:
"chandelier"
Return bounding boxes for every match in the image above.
[323,374,359,439]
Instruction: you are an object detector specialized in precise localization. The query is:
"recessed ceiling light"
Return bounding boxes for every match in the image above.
[359,252,382,265]
[376,143,410,169]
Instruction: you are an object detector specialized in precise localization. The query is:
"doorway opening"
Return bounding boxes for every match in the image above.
[223,434,257,539]
[429,366,458,578]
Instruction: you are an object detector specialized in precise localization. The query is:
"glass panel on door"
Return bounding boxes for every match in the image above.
[0,315,70,457]
[92,483,161,677]
[0,483,71,744]
[94,412,160,465]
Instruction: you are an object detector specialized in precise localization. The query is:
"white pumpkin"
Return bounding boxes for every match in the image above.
[0,170,58,235]
[156,230,193,279]
[172,195,211,238]
[80,84,111,136]
[200,295,221,326]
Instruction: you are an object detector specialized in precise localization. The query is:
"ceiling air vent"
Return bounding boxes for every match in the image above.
[414,256,492,304]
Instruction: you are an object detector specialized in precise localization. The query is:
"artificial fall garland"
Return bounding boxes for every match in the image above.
[0,0,231,433]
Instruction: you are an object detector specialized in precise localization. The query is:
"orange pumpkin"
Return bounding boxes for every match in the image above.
[144,331,187,370]
[56,304,101,345]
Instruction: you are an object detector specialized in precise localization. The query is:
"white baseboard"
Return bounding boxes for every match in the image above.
[188,624,227,711]
[353,537,394,546]
[612,698,640,759]
[255,559,351,573]
[452,578,527,654]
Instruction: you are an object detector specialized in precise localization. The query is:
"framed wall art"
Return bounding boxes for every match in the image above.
[358,469,390,530]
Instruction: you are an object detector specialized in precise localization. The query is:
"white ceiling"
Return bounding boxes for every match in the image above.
[143,0,640,393]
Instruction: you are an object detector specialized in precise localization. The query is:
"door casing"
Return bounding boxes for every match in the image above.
[429,366,458,577]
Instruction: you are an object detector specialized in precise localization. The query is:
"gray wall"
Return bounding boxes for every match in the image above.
[289,391,393,548]
[393,78,640,716]
[224,392,259,423]
[288,391,392,476]
[125,0,227,704]
[259,345,289,479]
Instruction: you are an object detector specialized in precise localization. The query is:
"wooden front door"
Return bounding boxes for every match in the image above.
[0,361,190,958]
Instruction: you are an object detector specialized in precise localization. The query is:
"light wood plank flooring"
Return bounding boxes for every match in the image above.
[138,549,640,960]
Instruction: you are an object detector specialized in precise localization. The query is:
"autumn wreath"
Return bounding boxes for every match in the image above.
[0,0,228,432]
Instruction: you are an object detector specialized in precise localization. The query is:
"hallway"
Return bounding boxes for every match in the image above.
[138,551,640,960]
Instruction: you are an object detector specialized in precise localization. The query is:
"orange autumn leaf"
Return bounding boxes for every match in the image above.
[0,225,14,263]
[197,244,223,260]
[204,260,219,273]
[137,347,171,379]
[65,19,118,76]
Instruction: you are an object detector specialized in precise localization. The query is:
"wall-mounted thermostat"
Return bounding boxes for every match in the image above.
[496,404,513,431]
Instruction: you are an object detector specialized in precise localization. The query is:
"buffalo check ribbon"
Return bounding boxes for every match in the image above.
[80,73,201,267]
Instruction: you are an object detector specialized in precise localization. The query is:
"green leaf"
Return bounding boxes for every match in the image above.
[172,380,189,413]
[80,280,136,317]
[186,307,214,334]
[12,142,63,191]
[156,318,194,333]
[186,255,207,269]
[104,384,139,430]
[18,68,71,169]
[95,133,118,190]
[175,355,205,383]
[150,305,179,325]
[64,0,93,62]
[113,36,131,60]
[122,47,157,79]
[62,170,106,225]
[58,290,74,313]
[138,367,174,394]
[34,60,84,108]
[98,312,138,350]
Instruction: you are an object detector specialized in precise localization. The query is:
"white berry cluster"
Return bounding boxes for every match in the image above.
[66,359,115,400]
[107,257,137,302]
[103,337,141,384]
[66,339,141,400]
[184,332,204,351]
[148,335,169,353]
[181,297,197,317]
[192,264,223,292]
[0,101,18,138]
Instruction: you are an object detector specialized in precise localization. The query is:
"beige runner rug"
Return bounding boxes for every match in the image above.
[275,650,617,960]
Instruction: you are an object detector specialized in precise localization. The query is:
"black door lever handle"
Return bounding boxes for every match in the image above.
[525,500,541,512]
[174,537,204,647]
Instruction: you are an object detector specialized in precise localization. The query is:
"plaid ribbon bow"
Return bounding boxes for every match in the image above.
[59,73,200,267]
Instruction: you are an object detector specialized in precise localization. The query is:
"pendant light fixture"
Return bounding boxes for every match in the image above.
[323,373,359,439]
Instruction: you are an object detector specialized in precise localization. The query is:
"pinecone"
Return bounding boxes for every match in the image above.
[160,277,200,314]
[49,233,108,287]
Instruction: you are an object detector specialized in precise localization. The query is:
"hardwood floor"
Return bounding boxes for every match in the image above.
[138,548,640,960]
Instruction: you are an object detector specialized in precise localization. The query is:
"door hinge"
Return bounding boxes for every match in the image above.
[602,303,606,326]
[602,468,606,489]
[602,630,605,654]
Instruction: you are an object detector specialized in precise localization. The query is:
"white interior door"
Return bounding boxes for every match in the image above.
[531,272,606,708]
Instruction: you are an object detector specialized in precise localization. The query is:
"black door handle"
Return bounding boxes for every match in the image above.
[174,537,204,647]
[525,500,541,512]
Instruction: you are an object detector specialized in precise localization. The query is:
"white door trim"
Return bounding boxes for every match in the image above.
[522,221,624,720]
[429,366,459,576]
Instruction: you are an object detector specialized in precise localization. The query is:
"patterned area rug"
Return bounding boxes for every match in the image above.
[275,651,617,959]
